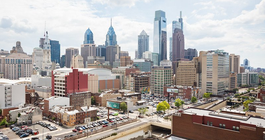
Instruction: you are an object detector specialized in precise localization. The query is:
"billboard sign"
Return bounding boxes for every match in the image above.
[167,88,179,93]
[107,101,120,109]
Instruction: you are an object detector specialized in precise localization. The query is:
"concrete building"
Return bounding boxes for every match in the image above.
[4,43,32,79]
[120,51,129,57]
[184,48,198,61]
[137,30,149,59]
[160,60,172,67]
[106,45,120,66]
[87,56,105,65]
[60,55,65,68]
[120,56,132,67]
[199,50,229,95]
[151,66,172,96]
[229,54,240,74]
[0,83,25,109]
[97,91,122,107]
[112,67,139,89]
[70,54,84,68]
[32,47,43,71]
[128,72,151,92]
[65,48,79,68]
[152,53,159,66]
[143,51,152,60]
[175,60,198,87]
[257,87,265,103]
[133,59,153,72]
[31,75,51,89]
[81,44,96,67]
[237,72,259,87]
[69,91,91,109]
[172,108,265,140]
[43,96,70,116]
[229,73,237,90]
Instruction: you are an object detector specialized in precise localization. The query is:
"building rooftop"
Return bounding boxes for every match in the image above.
[0,77,31,85]
[66,110,79,115]
[184,108,265,128]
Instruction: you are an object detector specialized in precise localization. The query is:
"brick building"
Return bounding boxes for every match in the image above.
[69,91,91,109]
[172,108,265,140]
[164,85,202,100]
[258,87,265,102]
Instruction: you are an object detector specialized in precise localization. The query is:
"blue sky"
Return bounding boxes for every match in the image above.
[0,0,264,68]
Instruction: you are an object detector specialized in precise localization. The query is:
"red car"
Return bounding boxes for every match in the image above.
[32,131,39,135]
[72,129,77,132]
[102,125,107,127]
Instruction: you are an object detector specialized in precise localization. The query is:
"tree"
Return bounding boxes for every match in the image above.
[157,102,167,113]
[175,98,183,110]
[18,113,21,117]
[138,108,147,117]
[162,101,170,110]
[120,102,127,113]
[259,75,265,85]
[0,117,8,126]
[91,96,96,105]
[191,96,197,103]
[0,109,2,116]
[203,93,212,101]
[243,100,253,111]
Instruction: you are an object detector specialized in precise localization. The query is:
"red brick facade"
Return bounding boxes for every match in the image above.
[258,88,265,103]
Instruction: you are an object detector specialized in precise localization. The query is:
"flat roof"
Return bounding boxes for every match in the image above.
[184,108,265,127]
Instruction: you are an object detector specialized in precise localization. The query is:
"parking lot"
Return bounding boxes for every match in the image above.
[1,120,59,140]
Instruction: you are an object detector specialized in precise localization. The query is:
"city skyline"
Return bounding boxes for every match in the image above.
[0,0,264,68]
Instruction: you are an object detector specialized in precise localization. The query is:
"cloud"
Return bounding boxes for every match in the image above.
[0,18,12,28]
[91,0,151,7]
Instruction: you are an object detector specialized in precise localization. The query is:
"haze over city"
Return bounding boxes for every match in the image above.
[0,0,264,68]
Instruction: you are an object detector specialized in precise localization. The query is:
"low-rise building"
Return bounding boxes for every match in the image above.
[237,72,259,87]
[164,85,202,100]
[258,87,265,103]
[43,97,70,116]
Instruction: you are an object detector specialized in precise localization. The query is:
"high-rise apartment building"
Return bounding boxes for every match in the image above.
[153,10,167,64]
[65,48,79,68]
[50,40,61,64]
[106,45,120,66]
[81,44,96,67]
[175,60,198,87]
[172,28,185,61]
[105,19,117,47]
[229,73,237,90]
[151,65,172,96]
[199,50,229,95]
[184,48,198,61]
[83,28,94,44]
[229,54,240,74]
[138,30,149,59]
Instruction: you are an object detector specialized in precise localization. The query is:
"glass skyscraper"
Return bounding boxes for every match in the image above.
[153,10,167,65]
[137,30,149,59]
[171,11,183,61]
[83,28,94,44]
[105,19,117,47]
[50,40,60,64]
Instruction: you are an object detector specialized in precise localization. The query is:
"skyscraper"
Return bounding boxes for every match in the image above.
[65,48,79,68]
[42,31,52,70]
[83,28,94,44]
[243,59,249,68]
[105,19,117,47]
[153,10,167,65]
[229,54,240,74]
[81,44,96,67]
[172,11,185,61]
[50,40,60,64]
[184,48,198,61]
[106,45,120,66]
[138,30,149,59]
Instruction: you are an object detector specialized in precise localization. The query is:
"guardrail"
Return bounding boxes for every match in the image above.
[64,119,137,140]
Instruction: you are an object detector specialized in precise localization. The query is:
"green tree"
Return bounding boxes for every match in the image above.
[91,96,96,105]
[175,98,183,110]
[157,102,167,113]
[0,117,8,126]
[120,102,127,113]
[18,113,21,117]
[162,101,170,110]
[243,100,253,111]
[138,108,147,117]
[191,96,197,103]
[203,93,212,101]
[259,75,265,85]
[0,109,2,116]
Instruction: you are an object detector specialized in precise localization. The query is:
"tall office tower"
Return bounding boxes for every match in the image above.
[135,50,138,59]
[71,54,84,68]
[243,59,249,68]
[153,10,167,65]
[151,65,172,96]
[50,40,61,64]
[175,60,198,87]
[152,53,159,66]
[229,54,240,74]
[143,51,152,60]
[81,44,96,67]
[105,19,117,47]
[120,51,129,57]
[60,55,65,68]
[83,28,94,44]
[184,48,198,61]
[172,28,185,61]
[42,31,52,70]
[96,45,106,60]
[199,50,229,95]
[106,45,120,66]
[169,37,172,61]
[138,30,149,59]
[65,48,79,68]
[32,47,43,70]
[4,41,32,79]
[171,11,183,61]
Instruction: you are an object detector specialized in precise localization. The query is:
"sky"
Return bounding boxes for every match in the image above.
[0,0,264,68]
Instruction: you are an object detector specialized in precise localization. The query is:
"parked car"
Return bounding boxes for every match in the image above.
[72,129,77,132]
[102,125,108,127]
[12,127,20,132]
[20,133,29,138]
[129,110,134,113]
[32,131,39,135]
[10,124,16,129]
